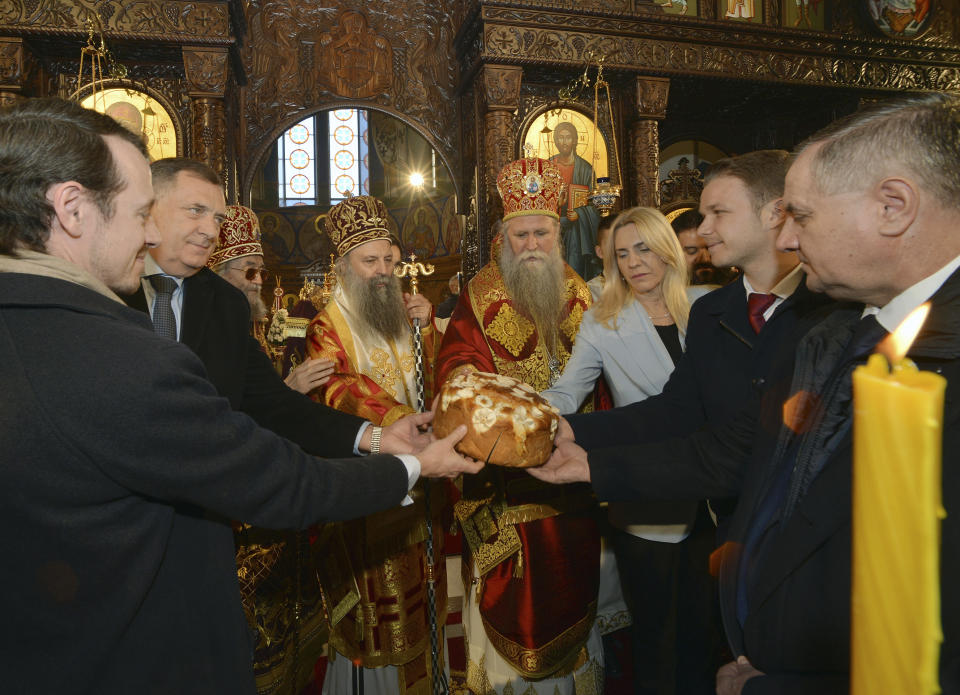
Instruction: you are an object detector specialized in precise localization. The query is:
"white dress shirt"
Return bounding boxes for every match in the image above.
[865,253,960,332]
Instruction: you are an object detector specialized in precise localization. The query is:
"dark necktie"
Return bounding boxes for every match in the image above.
[845,314,887,360]
[149,275,178,340]
[747,292,777,333]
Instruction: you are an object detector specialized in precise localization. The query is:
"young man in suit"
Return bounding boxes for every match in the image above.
[533,93,960,695]
[569,150,826,468]
[557,149,832,694]
[0,97,478,695]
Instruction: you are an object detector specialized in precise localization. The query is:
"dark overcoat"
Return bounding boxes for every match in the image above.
[0,273,408,694]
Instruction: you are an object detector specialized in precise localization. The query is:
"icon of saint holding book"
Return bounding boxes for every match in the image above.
[549,121,601,279]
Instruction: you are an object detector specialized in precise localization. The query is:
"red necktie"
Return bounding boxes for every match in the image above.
[747,292,777,333]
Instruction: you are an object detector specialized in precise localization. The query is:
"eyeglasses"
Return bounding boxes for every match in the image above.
[235,266,270,281]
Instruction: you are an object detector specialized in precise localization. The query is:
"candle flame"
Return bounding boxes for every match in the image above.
[876,303,930,364]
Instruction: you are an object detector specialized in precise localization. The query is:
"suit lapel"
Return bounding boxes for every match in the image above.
[765,277,811,327]
[180,270,214,349]
[717,278,755,349]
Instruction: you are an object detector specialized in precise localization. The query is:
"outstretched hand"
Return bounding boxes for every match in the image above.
[418,425,484,478]
[554,416,575,445]
[526,439,591,484]
[379,412,433,455]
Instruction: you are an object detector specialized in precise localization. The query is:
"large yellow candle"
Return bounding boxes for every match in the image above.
[852,351,946,695]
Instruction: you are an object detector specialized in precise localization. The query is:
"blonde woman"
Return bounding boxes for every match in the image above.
[544,206,704,410]
[542,206,709,693]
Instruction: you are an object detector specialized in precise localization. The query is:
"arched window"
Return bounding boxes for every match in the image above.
[276,109,370,206]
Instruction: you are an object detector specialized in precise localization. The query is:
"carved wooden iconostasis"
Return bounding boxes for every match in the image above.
[3,0,960,297]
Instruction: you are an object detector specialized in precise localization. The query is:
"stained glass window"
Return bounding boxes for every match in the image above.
[278,117,315,205]
[329,109,369,204]
[276,110,369,207]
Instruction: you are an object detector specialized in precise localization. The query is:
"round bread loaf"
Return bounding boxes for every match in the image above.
[433,371,560,468]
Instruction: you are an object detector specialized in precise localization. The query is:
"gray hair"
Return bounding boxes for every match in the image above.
[798,92,960,209]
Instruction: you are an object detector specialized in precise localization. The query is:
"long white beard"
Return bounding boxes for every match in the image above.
[499,241,566,355]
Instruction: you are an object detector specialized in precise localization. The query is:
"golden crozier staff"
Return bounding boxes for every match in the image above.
[394,254,447,695]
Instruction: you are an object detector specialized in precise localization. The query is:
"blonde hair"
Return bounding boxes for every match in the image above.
[593,206,691,333]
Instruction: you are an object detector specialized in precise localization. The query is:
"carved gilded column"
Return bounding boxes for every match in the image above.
[478,64,522,267]
[0,38,27,106]
[630,76,670,208]
[182,47,229,185]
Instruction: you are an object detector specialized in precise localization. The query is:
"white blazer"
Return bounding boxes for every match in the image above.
[543,298,683,414]
[542,288,708,542]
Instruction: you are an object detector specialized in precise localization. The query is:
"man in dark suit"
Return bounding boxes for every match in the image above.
[128,158,428,458]
[532,93,960,694]
[571,150,831,694]
[0,97,479,695]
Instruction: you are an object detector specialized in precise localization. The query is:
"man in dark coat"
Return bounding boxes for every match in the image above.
[531,93,960,694]
[0,97,478,695]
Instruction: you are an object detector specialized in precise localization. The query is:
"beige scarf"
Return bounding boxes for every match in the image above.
[0,248,124,304]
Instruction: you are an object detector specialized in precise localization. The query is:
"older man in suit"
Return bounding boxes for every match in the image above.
[532,93,960,695]
[565,149,832,693]
[127,158,428,458]
[125,159,458,692]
